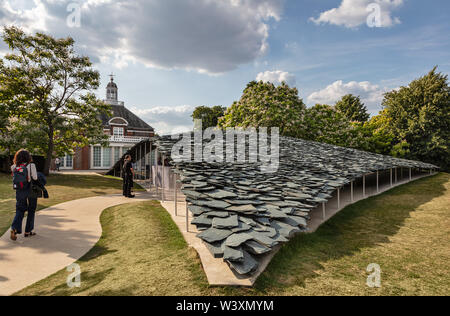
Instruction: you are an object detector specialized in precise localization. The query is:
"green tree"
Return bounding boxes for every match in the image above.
[335,94,370,123]
[302,104,353,146]
[192,105,226,130]
[350,111,395,155]
[0,26,110,175]
[382,67,450,170]
[219,81,306,137]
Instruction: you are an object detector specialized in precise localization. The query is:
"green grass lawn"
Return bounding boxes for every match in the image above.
[0,173,143,236]
[15,173,450,296]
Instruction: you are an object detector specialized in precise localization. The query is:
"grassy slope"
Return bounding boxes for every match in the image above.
[15,173,450,296]
[0,173,143,236]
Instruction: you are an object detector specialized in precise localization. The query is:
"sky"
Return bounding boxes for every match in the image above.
[0,0,449,134]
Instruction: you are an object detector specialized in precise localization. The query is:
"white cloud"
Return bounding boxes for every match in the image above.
[0,0,48,33]
[0,0,284,74]
[256,70,296,86]
[310,0,403,28]
[130,105,195,135]
[307,80,387,112]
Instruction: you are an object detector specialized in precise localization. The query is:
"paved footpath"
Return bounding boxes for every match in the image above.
[0,193,151,296]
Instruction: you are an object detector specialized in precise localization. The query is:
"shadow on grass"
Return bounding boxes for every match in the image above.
[253,173,448,292]
[79,245,118,262]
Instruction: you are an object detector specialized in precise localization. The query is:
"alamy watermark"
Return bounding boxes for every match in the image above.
[367,3,382,28]
[366,263,381,288]
[67,2,81,28]
[67,263,81,288]
[171,120,280,174]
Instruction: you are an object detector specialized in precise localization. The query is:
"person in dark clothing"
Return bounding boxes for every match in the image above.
[10,149,38,241]
[122,155,135,198]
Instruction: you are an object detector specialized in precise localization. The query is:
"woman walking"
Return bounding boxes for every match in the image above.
[10,149,38,241]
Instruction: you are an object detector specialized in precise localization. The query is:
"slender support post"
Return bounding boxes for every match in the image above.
[395,167,398,184]
[351,181,354,202]
[409,168,412,181]
[186,200,189,232]
[390,169,393,187]
[144,141,147,181]
[322,202,326,220]
[376,170,379,193]
[337,188,340,209]
[363,175,366,197]
[154,148,159,194]
[174,173,178,216]
[149,142,153,185]
[161,155,165,202]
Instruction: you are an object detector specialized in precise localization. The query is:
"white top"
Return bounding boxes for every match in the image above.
[11,163,38,182]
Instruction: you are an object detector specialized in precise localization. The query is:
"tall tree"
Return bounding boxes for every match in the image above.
[0,26,110,175]
[302,104,354,147]
[192,105,226,130]
[382,67,450,170]
[219,81,306,137]
[335,94,370,123]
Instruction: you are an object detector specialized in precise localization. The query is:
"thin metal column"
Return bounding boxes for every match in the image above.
[363,175,366,197]
[135,147,138,181]
[144,141,147,180]
[322,202,326,220]
[390,169,393,187]
[376,170,379,193]
[409,168,412,181]
[174,172,178,216]
[149,142,153,185]
[337,188,340,209]
[154,148,159,194]
[395,167,398,184]
[351,181,354,202]
[161,155,165,202]
[186,200,189,232]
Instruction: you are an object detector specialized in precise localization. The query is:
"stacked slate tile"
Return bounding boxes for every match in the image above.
[155,133,438,277]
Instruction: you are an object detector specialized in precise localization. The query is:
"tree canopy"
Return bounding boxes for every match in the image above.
[382,67,450,170]
[335,94,370,123]
[192,105,226,130]
[219,81,306,137]
[0,26,110,174]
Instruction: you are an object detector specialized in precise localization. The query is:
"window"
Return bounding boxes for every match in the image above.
[114,147,121,162]
[103,147,112,167]
[113,127,124,137]
[93,147,102,167]
[65,155,73,168]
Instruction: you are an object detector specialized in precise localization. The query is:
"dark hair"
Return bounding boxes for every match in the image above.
[13,149,32,166]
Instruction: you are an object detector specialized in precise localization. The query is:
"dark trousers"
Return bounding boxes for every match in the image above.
[123,175,133,197]
[11,195,38,234]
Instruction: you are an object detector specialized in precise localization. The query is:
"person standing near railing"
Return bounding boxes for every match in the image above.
[122,155,135,198]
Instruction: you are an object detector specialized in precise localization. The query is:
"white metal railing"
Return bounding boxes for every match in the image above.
[109,135,149,143]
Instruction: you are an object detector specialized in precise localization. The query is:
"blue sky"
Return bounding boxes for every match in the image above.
[1,0,449,134]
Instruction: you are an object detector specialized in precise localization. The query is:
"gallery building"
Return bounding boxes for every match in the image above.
[57,76,155,170]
